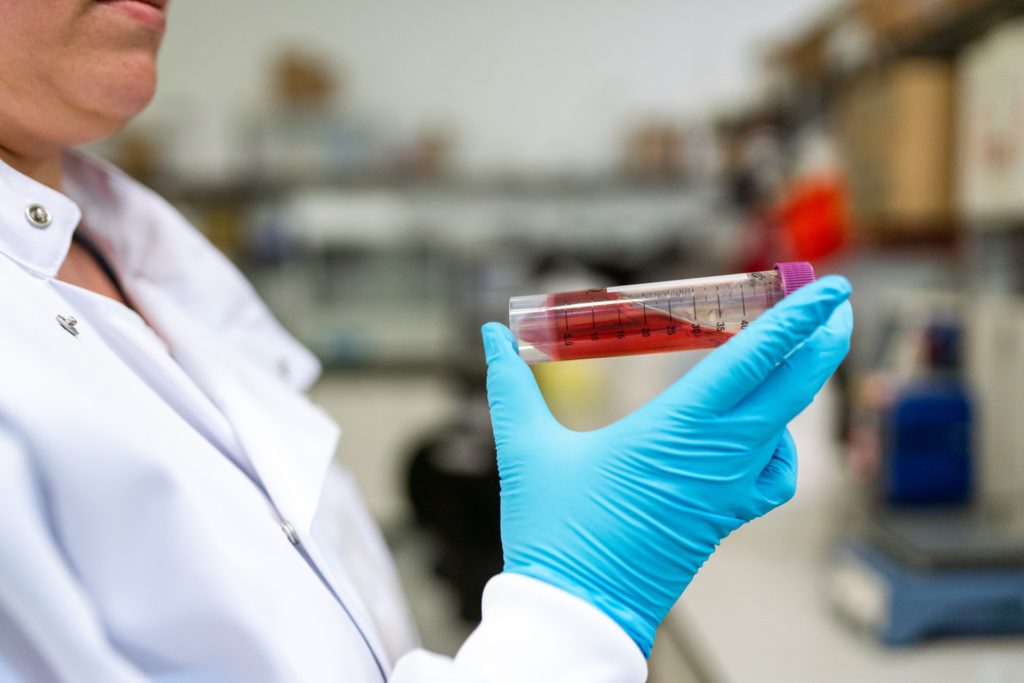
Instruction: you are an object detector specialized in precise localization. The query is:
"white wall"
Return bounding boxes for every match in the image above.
[140,0,836,177]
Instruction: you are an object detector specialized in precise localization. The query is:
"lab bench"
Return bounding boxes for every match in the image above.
[659,422,1024,683]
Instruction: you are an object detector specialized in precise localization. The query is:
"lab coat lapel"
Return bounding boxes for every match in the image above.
[137,296,397,666]
[126,278,338,536]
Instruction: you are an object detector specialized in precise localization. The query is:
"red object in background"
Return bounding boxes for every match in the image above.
[736,206,784,274]
[779,175,849,262]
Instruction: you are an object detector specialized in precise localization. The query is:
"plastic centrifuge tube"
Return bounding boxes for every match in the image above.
[509,261,816,363]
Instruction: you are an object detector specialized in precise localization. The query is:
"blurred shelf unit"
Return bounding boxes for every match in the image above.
[151,173,700,208]
[758,0,1024,544]
[167,177,719,371]
[767,0,1024,105]
[757,0,1024,247]
[170,177,712,261]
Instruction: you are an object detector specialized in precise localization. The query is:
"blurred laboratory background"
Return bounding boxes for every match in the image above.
[92,0,1024,680]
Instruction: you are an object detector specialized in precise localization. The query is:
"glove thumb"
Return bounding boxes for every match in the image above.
[481,322,555,437]
[753,429,799,516]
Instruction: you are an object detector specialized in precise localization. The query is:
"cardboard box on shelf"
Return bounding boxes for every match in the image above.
[957,19,1024,225]
[834,58,956,238]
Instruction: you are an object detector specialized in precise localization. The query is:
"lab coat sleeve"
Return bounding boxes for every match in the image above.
[390,573,647,683]
[0,426,148,683]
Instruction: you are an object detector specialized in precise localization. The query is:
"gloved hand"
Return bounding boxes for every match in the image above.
[481,275,852,656]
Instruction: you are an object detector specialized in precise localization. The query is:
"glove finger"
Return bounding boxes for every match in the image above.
[655,275,850,415]
[728,300,852,437]
[482,322,557,442]
[752,429,798,515]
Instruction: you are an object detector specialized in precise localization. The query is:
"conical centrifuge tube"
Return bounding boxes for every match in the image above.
[509,262,816,363]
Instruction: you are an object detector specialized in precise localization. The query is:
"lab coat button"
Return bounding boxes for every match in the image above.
[25,204,52,228]
[281,521,299,545]
[56,315,79,336]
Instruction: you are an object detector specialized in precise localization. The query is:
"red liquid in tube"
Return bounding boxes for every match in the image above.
[509,263,815,364]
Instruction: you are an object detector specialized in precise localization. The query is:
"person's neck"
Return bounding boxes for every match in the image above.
[0,142,63,191]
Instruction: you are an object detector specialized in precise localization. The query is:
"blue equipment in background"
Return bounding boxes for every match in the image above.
[832,526,1024,645]
[881,321,972,505]
[832,316,1024,644]
[882,380,971,504]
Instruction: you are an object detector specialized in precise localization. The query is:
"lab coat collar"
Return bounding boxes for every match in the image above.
[0,149,321,392]
[0,155,81,278]
[0,150,336,534]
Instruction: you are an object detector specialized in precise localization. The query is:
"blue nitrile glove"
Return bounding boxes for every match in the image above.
[481,275,852,656]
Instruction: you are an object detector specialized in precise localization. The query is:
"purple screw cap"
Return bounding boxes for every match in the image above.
[774,261,816,297]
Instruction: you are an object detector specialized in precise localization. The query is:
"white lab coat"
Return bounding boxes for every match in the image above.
[0,152,646,682]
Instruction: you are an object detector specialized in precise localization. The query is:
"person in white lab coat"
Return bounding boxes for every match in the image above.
[0,3,853,682]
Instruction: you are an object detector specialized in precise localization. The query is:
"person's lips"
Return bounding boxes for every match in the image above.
[97,0,168,8]
[95,0,168,31]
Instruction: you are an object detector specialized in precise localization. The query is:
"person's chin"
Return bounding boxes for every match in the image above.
[83,57,157,120]
[60,74,157,145]
[110,65,158,118]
